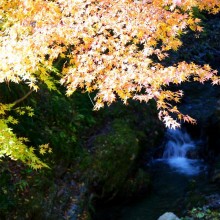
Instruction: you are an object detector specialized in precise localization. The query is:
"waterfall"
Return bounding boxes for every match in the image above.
[163,128,195,158]
[161,128,204,176]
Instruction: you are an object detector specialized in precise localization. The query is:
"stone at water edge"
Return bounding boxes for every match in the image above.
[157,212,180,220]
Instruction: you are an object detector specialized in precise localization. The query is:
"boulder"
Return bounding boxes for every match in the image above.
[157,212,180,220]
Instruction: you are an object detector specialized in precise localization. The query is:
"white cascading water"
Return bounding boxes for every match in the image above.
[162,128,204,175]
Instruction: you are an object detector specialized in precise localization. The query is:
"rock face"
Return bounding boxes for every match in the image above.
[157,212,180,220]
[204,194,220,210]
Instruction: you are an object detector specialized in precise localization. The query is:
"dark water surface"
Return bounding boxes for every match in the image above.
[95,161,210,220]
[120,161,206,220]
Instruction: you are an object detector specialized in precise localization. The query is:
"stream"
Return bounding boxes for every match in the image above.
[120,128,207,220]
[94,128,219,220]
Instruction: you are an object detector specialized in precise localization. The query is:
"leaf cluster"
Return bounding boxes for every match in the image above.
[0,0,220,167]
[182,207,220,220]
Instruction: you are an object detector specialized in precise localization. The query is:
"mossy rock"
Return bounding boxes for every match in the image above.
[85,119,141,198]
[120,168,151,198]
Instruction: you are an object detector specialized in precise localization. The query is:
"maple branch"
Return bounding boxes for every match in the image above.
[13,89,34,106]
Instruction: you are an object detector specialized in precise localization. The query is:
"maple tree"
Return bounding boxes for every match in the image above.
[0,0,220,167]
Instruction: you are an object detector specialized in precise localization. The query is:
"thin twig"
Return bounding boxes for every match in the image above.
[13,89,34,106]
[88,93,95,107]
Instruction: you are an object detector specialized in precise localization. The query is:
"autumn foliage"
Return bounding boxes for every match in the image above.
[0,0,220,167]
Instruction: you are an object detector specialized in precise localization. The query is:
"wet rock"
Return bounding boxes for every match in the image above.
[157,212,180,220]
[210,156,220,184]
[204,194,220,209]
[211,169,220,183]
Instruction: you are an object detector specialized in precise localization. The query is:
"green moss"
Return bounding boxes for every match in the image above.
[121,168,151,198]
[84,119,141,197]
